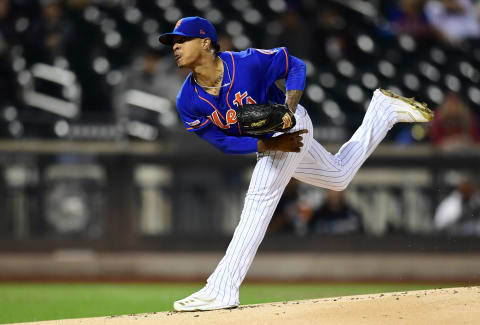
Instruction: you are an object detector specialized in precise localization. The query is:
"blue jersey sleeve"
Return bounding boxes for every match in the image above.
[195,124,258,154]
[176,84,211,132]
[252,47,306,91]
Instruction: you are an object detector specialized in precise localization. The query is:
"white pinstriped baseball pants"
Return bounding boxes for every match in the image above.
[199,89,398,305]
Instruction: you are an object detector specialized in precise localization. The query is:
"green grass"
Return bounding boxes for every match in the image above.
[0,282,459,324]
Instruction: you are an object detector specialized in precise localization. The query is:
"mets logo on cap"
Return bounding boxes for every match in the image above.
[175,19,183,30]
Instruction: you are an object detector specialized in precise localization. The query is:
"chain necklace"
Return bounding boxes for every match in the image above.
[193,58,232,89]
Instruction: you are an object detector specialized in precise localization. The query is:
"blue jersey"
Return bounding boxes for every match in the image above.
[175,47,306,154]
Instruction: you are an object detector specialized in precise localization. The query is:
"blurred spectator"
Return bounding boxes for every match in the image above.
[0,0,16,46]
[429,92,480,152]
[23,0,75,66]
[269,179,311,235]
[308,189,363,234]
[117,48,183,103]
[312,3,348,62]
[424,0,480,46]
[0,0,19,105]
[113,47,185,125]
[65,0,90,10]
[434,173,480,236]
[217,32,236,52]
[263,8,313,59]
[382,0,433,38]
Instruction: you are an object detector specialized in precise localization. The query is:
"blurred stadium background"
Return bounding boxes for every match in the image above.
[1,0,480,296]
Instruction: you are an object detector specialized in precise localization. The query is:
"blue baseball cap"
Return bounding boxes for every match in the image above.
[158,16,218,45]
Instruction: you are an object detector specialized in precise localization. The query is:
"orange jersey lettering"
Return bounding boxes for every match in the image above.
[226,109,237,125]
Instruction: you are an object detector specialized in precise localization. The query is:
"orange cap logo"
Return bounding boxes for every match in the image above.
[175,19,183,29]
[199,29,205,34]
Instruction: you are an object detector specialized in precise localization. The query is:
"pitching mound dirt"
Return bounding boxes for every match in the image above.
[12,286,480,325]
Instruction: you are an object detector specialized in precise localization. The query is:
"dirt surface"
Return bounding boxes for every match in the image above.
[11,286,480,325]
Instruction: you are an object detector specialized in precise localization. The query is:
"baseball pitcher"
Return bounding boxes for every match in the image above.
[158,16,433,311]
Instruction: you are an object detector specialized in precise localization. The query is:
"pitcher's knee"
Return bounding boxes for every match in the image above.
[331,182,349,192]
[329,174,354,191]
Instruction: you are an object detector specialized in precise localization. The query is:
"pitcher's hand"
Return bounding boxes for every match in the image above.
[258,129,308,153]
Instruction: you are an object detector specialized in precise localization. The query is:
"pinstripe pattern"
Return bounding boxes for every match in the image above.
[196,89,397,306]
[294,90,396,189]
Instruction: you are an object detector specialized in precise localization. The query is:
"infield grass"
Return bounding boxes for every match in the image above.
[0,282,461,324]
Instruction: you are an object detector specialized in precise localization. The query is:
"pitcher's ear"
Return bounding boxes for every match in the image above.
[202,38,209,49]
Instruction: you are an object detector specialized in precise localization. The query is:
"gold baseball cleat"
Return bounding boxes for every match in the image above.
[380,88,434,123]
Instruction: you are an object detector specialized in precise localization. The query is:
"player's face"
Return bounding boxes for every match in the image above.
[172,35,203,68]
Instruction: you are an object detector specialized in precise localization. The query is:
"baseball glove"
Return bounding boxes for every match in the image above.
[236,103,296,135]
